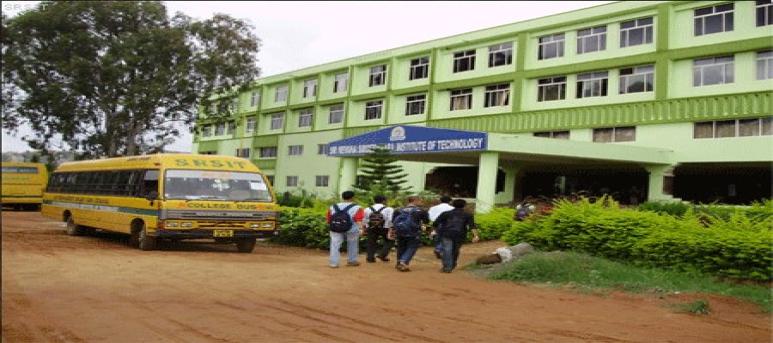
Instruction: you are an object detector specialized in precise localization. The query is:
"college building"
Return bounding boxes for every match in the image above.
[193,0,773,211]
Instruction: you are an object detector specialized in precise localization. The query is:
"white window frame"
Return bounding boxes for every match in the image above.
[409,56,429,80]
[333,72,348,93]
[620,17,654,48]
[756,50,773,80]
[250,91,260,107]
[405,94,426,115]
[694,3,734,36]
[275,85,288,102]
[317,144,328,155]
[452,50,476,73]
[303,79,317,98]
[270,113,284,130]
[245,117,256,134]
[449,88,473,111]
[488,43,513,67]
[619,65,654,94]
[537,76,567,102]
[298,109,313,128]
[758,0,773,26]
[315,175,329,187]
[369,65,387,87]
[484,84,510,107]
[693,56,734,87]
[576,26,606,54]
[365,100,383,120]
[288,145,304,156]
[694,117,773,139]
[286,176,299,187]
[259,146,277,159]
[538,33,565,60]
[235,148,250,158]
[576,71,609,98]
[328,104,344,124]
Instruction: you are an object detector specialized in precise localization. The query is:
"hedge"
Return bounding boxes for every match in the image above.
[503,198,773,281]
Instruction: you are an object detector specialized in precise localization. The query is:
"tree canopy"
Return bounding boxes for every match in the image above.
[1,1,260,158]
[353,146,411,196]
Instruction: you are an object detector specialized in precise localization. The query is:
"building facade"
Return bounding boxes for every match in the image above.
[194,0,773,206]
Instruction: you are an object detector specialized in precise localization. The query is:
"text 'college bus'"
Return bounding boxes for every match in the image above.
[1,162,48,210]
[42,154,279,253]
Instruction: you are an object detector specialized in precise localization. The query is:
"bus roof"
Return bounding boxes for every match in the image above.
[1,162,46,169]
[53,154,261,173]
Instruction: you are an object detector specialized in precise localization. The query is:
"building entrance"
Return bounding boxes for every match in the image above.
[519,167,649,205]
[425,166,505,198]
[674,163,771,205]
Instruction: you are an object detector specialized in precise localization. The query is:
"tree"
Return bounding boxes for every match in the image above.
[1,1,261,158]
[353,146,411,196]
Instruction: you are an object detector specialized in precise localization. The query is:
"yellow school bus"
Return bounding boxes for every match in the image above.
[42,154,278,252]
[1,162,48,210]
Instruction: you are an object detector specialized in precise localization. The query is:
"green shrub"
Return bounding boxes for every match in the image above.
[475,207,516,241]
[638,201,690,217]
[273,207,329,249]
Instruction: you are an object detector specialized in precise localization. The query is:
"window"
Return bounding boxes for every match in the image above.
[534,131,570,139]
[229,98,239,113]
[235,148,250,158]
[298,109,313,128]
[756,50,773,80]
[259,146,277,158]
[537,76,566,102]
[250,91,260,107]
[318,144,328,155]
[453,50,476,73]
[365,100,383,120]
[201,125,213,137]
[488,43,513,67]
[693,56,734,86]
[334,72,348,93]
[266,175,275,186]
[409,57,429,80]
[286,176,299,187]
[620,17,654,48]
[227,121,236,135]
[450,89,473,111]
[369,65,387,87]
[275,85,288,102]
[288,145,304,156]
[576,71,609,98]
[538,33,565,60]
[694,117,773,138]
[405,94,426,115]
[270,113,284,130]
[303,79,317,98]
[576,26,606,54]
[758,0,773,26]
[315,175,329,187]
[694,3,734,36]
[245,117,256,134]
[215,122,226,135]
[139,170,159,199]
[329,104,344,124]
[484,84,510,107]
[593,127,636,143]
[619,65,654,94]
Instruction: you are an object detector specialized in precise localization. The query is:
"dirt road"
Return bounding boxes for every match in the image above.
[2,211,770,342]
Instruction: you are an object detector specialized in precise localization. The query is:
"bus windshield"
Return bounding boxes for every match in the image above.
[2,167,38,174]
[164,169,272,202]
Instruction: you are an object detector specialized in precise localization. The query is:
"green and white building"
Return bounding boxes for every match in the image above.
[194,0,773,211]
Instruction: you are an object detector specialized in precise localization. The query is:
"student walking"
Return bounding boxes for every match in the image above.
[428,195,454,259]
[390,196,430,272]
[433,199,480,273]
[326,191,365,268]
[363,195,394,263]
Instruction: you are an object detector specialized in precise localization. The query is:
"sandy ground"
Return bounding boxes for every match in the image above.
[2,210,770,343]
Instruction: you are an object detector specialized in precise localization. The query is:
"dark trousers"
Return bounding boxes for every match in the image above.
[366,227,393,260]
[440,235,464,271]
[395,236,421,265]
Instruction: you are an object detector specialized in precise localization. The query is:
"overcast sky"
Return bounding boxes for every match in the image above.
[1,1,610,153]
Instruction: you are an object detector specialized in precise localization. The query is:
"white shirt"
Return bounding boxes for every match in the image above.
[363,203,394,228]
[428,203,454,222]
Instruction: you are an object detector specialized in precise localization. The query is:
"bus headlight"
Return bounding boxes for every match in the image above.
[261,222,274,229]
[181,222,193,228]
[250,223,260,229]
[166,221,179,228]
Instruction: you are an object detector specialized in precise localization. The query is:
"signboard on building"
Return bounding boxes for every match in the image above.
[326,125,488,157]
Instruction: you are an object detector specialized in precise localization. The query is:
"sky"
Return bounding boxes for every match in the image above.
[1,0,610,153]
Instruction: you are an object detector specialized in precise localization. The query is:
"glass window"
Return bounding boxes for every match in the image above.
[227,121,236,135]
[450,88,473,111]
[576,26,606,54]
[315,175,329,187]
[593,127,635,142]
[298,109,313,128]
[758,0,773,26]
[693,121,714,138]
[215,122,225,136]
[334,72,348,93]
[286,176,298,187]
[275,85,288,102]
[250,91,260,107]
[139,170,159,198]
[201,125,213,137]
[235,148,250,158]
[409,57,429,80]
[164,169,272,202]
[369,65,387,87]
[365,100,383,120]
[756,50,773,80]
[453,50,476,73]
[405,94,426,116]
[288,145,304,156]
[576,71,609,98]
[488,43,513,67]
[762,117,773,135]
[614,126,636,142]
[259,146,277,158]
[534,131,570,139]
[318,144,328,155]
[270,113,284,130]
[620,17,653,47]
[245,117,256,134]
[715,120,736,137]
[538,33,565,60]
[738,118,761,136]
[537,76,566,102]
[619,65,654,94]
[694,3,734,36]
[303,79,317,98]
[484,84,510,107]
[329,104,344,124]
[693,56,734,86]
[229,98,239,113]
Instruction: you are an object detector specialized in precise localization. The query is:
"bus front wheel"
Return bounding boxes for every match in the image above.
[138,225,157,251]
[66,217,85,236]
[235,238,256,253]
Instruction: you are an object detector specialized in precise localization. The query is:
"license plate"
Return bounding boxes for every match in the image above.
[213,229,234,237]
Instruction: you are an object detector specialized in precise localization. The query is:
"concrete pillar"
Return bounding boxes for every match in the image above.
[645,164,677,202]
[475,152,499,213]
[338,157,358,195]
[496,165,519,205]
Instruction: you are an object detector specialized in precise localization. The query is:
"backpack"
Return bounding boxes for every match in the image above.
[329,204,356,233]
[367,206,386,229]
[440,211,468,238]
[393,207,421,237]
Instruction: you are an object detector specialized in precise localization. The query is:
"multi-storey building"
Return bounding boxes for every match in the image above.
[194,0,773,210]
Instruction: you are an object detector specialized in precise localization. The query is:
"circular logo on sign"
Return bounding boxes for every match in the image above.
[389,126,406,141]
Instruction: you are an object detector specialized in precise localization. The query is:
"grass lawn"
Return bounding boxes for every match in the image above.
[477,251,771,313]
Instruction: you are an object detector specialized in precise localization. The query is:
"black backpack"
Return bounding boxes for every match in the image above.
[367,206,386,229]
[441,211,468,238]
[329,204,356,233]
[393,207,421,237]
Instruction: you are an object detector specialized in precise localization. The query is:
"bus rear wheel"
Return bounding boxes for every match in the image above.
[235,238,256,253]
[66,217,85,236]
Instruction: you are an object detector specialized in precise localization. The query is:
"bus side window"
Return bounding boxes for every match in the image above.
[138,170,160,198]
[114,171,132,196]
